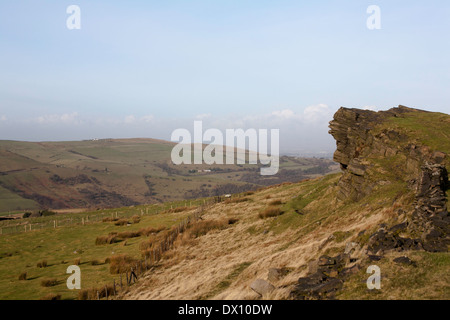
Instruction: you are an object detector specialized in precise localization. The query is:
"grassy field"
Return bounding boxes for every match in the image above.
[0,201,199,300]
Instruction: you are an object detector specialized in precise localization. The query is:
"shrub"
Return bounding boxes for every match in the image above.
[131,215,141,224]
[41,278,58,287]
[22,212,32,218]
[18,272,27,280]
[259,206,283,219]
[108,254,137,274]
[40,293,61,300]
[102,217,118,223]
[40,210,57,217]
[37,260,47,268]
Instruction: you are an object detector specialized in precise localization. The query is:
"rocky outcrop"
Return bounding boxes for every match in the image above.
[328,105,447,201]
[291,253,360,300]
[290,106,449,300]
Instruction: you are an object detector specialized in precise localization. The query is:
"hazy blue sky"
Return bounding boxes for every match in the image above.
[0,1,449,154]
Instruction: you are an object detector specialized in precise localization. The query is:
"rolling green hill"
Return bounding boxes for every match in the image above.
[0,138,337,214]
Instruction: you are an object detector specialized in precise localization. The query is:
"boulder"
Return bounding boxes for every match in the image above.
[250,279,275,296]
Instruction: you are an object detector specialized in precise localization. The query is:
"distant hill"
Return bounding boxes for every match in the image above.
[0,138,337,214]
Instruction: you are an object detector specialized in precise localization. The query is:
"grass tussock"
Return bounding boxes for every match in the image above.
[90,259,102,266]
[102,217,118,223]
[113,216,140,226]
[259,206,283,219]
[116,231,141,239]
[186,219,229,238]
[268,199,283,206]
[168,206,190,213]
[96,226,166,246]
[107,254,137,274]
[40,278,58,287]
[73,258,81,266]
[114,219,130,226]
[36,260,47,268]
[78,284,115,300]
[18,272,27,280]
[40,293,61,300]
[224,197,250,204]
[95,234,119,245]
[138,226,166,237]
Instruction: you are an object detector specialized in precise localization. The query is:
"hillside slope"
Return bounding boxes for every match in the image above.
[121,106,449,300]
[0,139,336,214]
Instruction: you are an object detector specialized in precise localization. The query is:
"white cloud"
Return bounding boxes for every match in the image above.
[140,115,154,123]
[35,112,80,125]
[124,115,136,124]
[124,114,155,124]
[302,104,334,124]
[271,109,297,119]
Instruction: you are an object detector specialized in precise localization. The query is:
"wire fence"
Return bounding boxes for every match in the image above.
[0,197,220,236]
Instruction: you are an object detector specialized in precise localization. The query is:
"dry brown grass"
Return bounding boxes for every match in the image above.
[268,199,283,206]
[40,278,58,287]
[114,219,130,226]
[168,206,190,213]
[224,197,250,204]
[90,259,102,266]
[138,226,166,237]
[95,234,119,245]
[108,254,137,274]
[36,260,47,268]
[131,215,141,224]
[185,219,229,238]
[102,217,118,223]
[116,231,141,239]
[18,272,27,280]
[258,206,283,219]
[78,284,115,300]
[40,293,61,300]
[73,258,81,266]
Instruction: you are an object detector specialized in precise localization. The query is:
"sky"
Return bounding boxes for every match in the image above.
[0,0,449,155]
